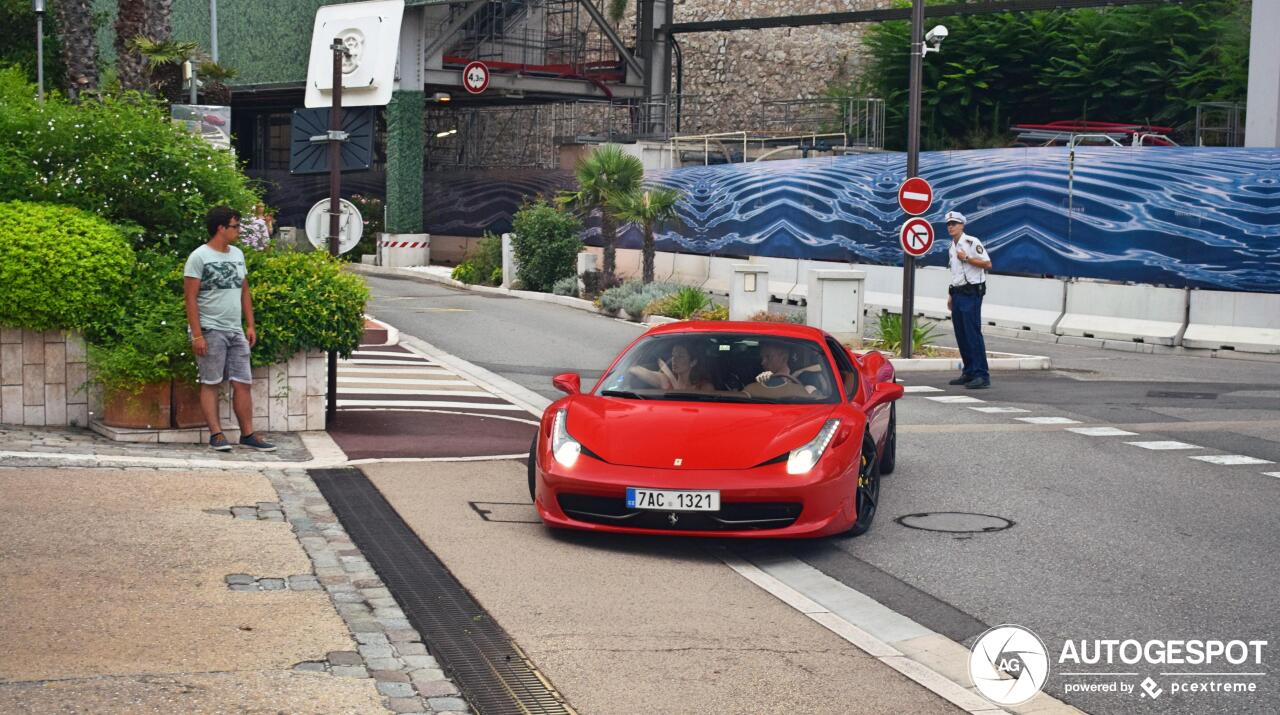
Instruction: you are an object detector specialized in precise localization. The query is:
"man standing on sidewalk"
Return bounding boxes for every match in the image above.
[183,206,276,452]
[944,211,992,389]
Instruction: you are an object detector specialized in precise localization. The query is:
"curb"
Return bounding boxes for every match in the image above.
[0,431,350,471]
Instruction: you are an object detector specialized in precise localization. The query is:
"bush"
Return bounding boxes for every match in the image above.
[349,193,384,260]
[551,276,579,297]
[510,200,582,292]
[748,310,806,324]
[645,286,710,319]
[0,201,135,332]
[873,311,941,353]
[600,281,680,320]
[0,68,260,254]
[247,251,370,365]
[580,269,619,299]
[692,304,729,321]
[451,262,479,284]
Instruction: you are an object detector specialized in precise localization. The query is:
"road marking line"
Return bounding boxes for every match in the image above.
[343,359,440,367]
[1189,454,1274,466]
[968,406,1029,414]
[1015,416,1081,425]
[346,453,527,466]
[1264,472,1280,479]
[926,395,985,404]
[337,377,478,386]
[903,385,944,393]
[336,387,495,398]
[337,399,527,411]
[1126,440,1201,450]
[337,407,539,426]
[1066,427,1137,437]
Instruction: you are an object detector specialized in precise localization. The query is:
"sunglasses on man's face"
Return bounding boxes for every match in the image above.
[227,222,241,230]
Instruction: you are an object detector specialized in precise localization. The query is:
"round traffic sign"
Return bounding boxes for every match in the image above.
[462,61,490,94]
[900,217,935,257]
[898,176,934,216]
[305,198,363,255]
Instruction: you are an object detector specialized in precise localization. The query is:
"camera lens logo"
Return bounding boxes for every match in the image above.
[969,624,1051,705]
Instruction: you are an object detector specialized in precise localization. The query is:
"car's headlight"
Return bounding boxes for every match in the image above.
[787,419,841,475]
[551,408,581,468]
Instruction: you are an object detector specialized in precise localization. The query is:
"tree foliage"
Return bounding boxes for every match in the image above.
[559,144,643,285]
[843,0,1250,149]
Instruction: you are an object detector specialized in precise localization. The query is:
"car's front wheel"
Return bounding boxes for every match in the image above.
[527,434,538,502]
[847,433,881,537]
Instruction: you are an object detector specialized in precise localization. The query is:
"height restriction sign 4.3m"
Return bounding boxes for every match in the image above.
[898,176,933,216]
[900,217,934,257]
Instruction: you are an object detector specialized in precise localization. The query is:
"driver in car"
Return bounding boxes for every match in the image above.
[754,341,825,395]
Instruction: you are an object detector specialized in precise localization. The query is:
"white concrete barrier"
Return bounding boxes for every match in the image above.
[576,252,597,294]
[673,253,710,287]
[652,250,677,282]
[858,264,905,314]
[501,233,517,288]
[913,267,952,320]
[1056,281,1188,345]
[983,275,1066,333]
[380,233,430,268]
[614,248,643,281]
[749,256,801,302]
[729,265,770,320]
[1182,289,1280,354]
[705,256,738,295]
[805,270,866,345]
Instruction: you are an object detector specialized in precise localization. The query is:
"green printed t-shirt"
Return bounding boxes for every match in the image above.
[184,244,247,332]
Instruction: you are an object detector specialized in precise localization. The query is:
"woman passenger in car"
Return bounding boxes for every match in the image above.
[627,341,714,391]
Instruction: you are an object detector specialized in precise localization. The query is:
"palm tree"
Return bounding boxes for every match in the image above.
[52,0,100,94]
[559,144,643,286]
[607,0,628,26]
[115,0,148,91]
[608,186,682,284]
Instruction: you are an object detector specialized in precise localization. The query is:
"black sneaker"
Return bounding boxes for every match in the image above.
[239,433,277,452]
[965,377,991,390]
[209,432,232,452]
[948,375,972,386]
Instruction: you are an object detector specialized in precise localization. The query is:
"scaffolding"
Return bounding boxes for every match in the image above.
[1195,102,1246,147]
[759,97,885,149]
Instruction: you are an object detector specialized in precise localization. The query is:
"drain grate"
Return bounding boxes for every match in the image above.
[310,468,574,715]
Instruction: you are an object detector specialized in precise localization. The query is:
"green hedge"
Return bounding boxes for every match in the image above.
[0,201,135,332]
[511,200,582,293]
[247,251,370,365]
[0,67,260,253]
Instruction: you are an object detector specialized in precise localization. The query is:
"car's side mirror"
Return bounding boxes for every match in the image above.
[552,372,581,395]
[865,381,904,410]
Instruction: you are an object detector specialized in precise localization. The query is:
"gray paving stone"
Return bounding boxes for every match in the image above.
[354,632,389,646]
[401,655,439,670]
[338,603,371,617]
[292,661,327,673]
[377,617,412,630]
[377,681,415,698]
[413,678,459,698]
[229,584,258,592]
[330,665,369,679]
[385,697,425,714]
[231,507,257,519]
[393,642,428,657]
[332,591,365,603]
[373,607,406,620]
[386,629,420,643]
[327,650,363,666]
[365,657,403,672]
[427,697,469,712]
[256,501,278,511]
[409,669,447,686]
[259,578,286,590]
[367,596,398,609]
[358,644,394,659]
[352,578,384,589]
[361,587,393,600]
[288,575,321,590]
[348,619,384,634]
[368,670,410,683]
[224,574,255,585]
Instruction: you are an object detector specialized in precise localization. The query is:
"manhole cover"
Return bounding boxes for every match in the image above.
[895,512,1014,533]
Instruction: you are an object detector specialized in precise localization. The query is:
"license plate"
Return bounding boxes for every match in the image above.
[626,487,720,512]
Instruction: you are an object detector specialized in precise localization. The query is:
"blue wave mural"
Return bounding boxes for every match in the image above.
[642,148,1280,293]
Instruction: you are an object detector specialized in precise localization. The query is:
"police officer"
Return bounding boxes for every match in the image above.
[944,211,992,389]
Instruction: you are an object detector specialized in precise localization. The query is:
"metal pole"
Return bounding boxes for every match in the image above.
[326,38,345,424]
[900,0,924,359]
[210,0,219,63]
[189,59,198,104]
[35,11,44,104]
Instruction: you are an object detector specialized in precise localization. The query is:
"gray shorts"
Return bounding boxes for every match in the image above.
[196,329,252,385]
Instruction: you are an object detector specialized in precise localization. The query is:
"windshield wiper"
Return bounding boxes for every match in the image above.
[600,390,648,400]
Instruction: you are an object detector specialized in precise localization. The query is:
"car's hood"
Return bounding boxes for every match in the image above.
[564,397,839,470]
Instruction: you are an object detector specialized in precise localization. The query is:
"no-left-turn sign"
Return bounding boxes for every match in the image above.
[900,217,935,257]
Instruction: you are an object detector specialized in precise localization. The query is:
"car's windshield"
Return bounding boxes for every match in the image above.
[595,333,838,404]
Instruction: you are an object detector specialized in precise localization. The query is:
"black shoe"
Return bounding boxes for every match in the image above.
[239,433,277,452]
[948,375,972,386]
[209,432,232,452]
[965,377,991,390]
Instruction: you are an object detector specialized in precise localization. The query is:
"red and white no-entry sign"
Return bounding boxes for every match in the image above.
[898,177,934,216]
[462,61,490,94]
[900,217,935,257]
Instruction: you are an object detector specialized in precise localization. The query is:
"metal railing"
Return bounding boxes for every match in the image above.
[1195,102,1245,147]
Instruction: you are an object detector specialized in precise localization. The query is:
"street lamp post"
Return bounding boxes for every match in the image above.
[32,0,45,105]
[900,0,925,358]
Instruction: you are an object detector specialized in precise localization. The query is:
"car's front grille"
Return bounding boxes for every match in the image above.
[557,493,802,531]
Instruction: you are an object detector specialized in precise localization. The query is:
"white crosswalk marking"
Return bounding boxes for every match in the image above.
[336,346,518,416]
[968,406,1029,414]
[1126,441,1201,450]
[1015,416,1081,425]
[925,395,985,404]
[1189,455,1274,466]
[903,385,944,393]
[1066,427,1137,437]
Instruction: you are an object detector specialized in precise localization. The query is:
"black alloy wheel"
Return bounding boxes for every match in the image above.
[847,433,881,537]
[879,403,897,476]
[527,434,538,502]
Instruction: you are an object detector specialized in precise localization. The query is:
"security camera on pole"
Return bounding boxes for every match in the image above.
[899,0,948,358]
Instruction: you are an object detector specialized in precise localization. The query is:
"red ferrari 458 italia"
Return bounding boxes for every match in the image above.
[528,322,903,538]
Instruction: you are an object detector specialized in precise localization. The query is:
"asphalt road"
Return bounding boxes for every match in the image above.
[362,272,1280,714]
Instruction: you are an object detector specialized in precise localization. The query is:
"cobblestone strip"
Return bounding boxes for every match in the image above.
[264,469,470,715]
